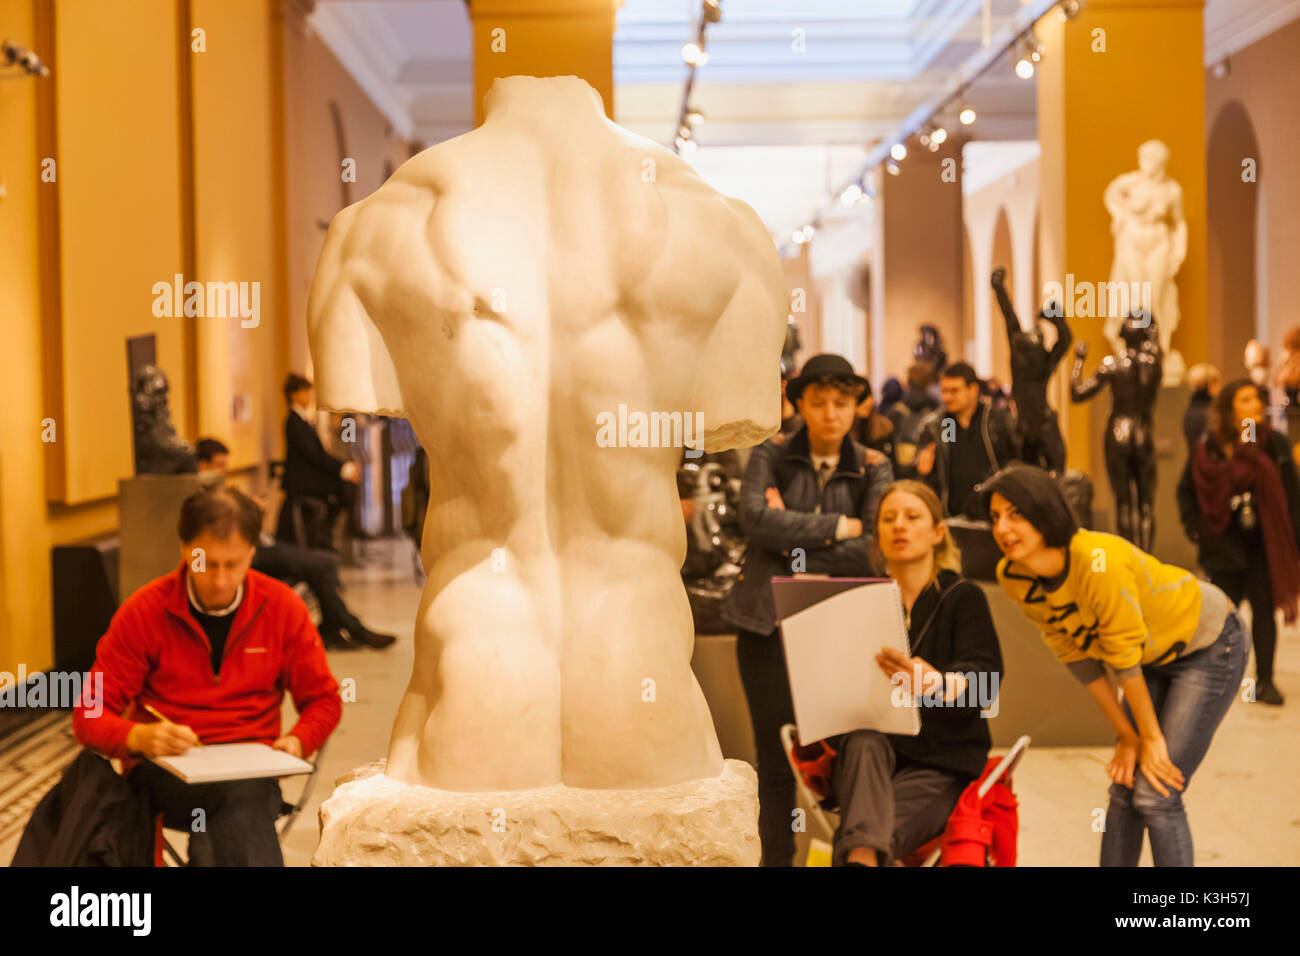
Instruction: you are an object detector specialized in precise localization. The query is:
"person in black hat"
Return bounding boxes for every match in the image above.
[722,352,894,866]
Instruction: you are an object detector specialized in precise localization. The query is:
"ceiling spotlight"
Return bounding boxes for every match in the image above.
[682,41,708,67]
[1015,52,1035,79]
[840,184,862,207]
[927,138,940,152]
[958,104,977,125]
[930,125,948,145]
[802,224,816,241]
[918,131,931,149]
[792,228,807,245]
[685,107,704,127]
[890,142,908,162]
[1212,57,1231,79]
[702,0,723,24]
[885,159,901,176]
[678,135,698,153]
[1059,0,1081,21]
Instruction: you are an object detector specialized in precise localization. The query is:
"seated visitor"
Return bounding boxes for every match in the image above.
[831,480,1003,867]
[71,485,343,866]
[985,464,1246,867]
[723,352,893,867]
[196,438,395,650]
[280,373,360,550]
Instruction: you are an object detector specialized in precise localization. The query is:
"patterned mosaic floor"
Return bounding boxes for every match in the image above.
[0,712,80,848]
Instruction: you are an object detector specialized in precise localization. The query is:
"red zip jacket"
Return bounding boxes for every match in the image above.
[73,563,342,761]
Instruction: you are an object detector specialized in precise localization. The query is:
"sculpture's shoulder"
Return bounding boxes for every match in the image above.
[325,158,439,252]
[600,122,772,252]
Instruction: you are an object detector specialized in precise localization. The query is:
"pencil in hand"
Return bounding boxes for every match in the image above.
[142,703,204,747]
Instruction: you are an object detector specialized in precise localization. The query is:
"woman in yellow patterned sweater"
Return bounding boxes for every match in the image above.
[983,465,1246,867]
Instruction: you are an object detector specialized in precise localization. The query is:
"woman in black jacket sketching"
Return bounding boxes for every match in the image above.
[831,480,1004,867]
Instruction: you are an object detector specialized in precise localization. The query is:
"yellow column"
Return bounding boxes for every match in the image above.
[468,0,618,125]
[1038,0,1208,473]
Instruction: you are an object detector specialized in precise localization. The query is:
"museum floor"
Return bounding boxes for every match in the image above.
[2,542,1297,867]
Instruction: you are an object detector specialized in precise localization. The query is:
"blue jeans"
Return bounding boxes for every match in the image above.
[1100,611,1248,867]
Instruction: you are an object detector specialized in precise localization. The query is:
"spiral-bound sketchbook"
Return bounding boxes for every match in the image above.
[772,577,920,743]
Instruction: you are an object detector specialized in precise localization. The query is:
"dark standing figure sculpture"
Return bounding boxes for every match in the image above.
[780,315,803,380]
[1070,312,1163,550]
[913,324,948,377]
[131,364,197,475]
[991,267,1072,473]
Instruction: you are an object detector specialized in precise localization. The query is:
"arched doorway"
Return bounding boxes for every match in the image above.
[1206,100,1260,376]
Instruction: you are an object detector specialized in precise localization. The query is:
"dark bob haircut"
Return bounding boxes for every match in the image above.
[178,485,263,545]
[979,464,1079,548]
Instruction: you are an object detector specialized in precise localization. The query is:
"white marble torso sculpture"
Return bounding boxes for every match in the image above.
[308,76,785,792]
[1103,139,1188,383]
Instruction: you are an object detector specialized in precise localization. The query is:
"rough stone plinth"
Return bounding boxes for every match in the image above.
[313,758,759,866]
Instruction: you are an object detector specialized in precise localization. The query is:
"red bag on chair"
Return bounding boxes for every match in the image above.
[788,734,838,802]
[940,757,1020,867]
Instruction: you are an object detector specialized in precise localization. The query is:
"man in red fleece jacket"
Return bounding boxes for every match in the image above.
[73,484,342,865]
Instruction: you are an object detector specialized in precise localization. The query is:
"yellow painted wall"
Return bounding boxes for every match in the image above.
[469,0,616,124]
[0,0,414,677]
[0,0,124,676]
[190,0,283,469]
[47,0,189,504]
[1038,0,1208,473]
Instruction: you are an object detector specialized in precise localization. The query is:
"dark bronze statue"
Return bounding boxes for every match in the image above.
[991,267,1072,473]
[913,324,947,376]
[1070,312,1162,550]
[780,315,802,379]
[131,363,197,475]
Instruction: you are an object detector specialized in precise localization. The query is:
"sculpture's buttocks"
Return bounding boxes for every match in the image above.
[308,76,786,791]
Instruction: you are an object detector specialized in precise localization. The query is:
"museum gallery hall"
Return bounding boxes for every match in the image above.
[0,0,1297,897]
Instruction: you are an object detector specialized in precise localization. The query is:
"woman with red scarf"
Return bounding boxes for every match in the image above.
[1177,380,1300,706]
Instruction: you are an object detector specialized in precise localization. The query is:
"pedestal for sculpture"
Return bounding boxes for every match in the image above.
[313,759,759,866]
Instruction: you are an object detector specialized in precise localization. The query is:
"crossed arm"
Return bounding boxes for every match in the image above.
[738,444,892,575]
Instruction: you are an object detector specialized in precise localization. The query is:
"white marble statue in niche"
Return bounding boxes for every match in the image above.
[308,76,786,792]
[1102,139,1189,384]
